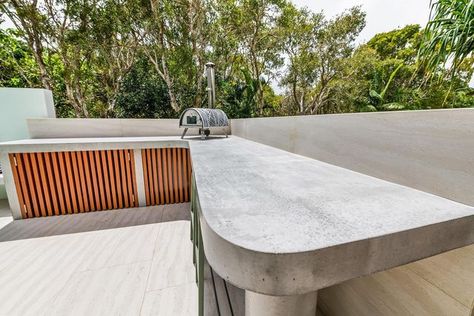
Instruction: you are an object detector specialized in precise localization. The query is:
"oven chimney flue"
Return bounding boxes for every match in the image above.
[205,62,216,108]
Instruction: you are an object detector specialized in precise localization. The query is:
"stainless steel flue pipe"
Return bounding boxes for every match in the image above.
[205,62,216,108]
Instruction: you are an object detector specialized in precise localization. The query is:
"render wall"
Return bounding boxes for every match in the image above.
[27,118,230,138]
[0,88,55,142]
[232,109,474,316]
[232,109,474,207]
[0,88,56,200]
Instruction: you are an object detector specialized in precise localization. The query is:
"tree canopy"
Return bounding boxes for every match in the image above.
[1,0,473,118]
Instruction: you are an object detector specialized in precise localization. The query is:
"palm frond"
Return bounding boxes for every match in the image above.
[418,0,474,74]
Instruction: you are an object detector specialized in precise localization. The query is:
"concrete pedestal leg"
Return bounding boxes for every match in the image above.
[245,290,317,316]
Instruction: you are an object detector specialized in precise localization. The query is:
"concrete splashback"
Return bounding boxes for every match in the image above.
[27,118,230,138]
[231,109,474,206]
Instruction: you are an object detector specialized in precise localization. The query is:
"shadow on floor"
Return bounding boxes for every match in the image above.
[0,203,190,243]
[0,199,11,218]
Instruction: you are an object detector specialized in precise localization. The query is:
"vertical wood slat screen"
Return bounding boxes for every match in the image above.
[141,148,192,206]
[9,150,139,218]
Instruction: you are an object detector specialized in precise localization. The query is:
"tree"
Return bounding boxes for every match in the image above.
[134,0,210,114]
[418,0,474,75]
[1,1,472,118]
[115,56,174,118]
[329,24,474,113]
[281,6,366,114]
[1,0,140,117]
[0,28,40,87]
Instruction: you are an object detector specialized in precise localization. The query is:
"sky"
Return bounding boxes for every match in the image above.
[291,0,432,44]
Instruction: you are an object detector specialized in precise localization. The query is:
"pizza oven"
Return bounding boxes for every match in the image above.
[179,62,229,139]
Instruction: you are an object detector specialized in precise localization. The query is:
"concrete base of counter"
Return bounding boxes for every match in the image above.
[246,290,317,316]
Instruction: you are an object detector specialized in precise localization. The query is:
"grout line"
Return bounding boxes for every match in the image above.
[78,258,154,273]
[406,265,470,309]
[145,281,197,294]
[139,221,163,315]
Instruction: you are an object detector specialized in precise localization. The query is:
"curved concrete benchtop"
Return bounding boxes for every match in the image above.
[1,136,473,298]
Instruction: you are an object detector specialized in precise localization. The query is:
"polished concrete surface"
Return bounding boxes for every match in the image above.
[190,136,474,296]
[0,203,198,315]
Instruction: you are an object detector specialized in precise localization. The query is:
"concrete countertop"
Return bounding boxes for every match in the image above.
[188,136,474,295]
[1,135,473,296]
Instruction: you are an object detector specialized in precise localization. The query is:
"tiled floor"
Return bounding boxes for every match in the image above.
[0,203,197,316]
[0,199,12,230]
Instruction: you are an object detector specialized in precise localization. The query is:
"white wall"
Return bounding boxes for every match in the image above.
[0,88,56,199]
[0,88,55,142]
[232,109,474,206]
[27,118,230,138]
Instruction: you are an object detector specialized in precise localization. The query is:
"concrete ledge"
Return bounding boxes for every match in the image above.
[27,118,231,139]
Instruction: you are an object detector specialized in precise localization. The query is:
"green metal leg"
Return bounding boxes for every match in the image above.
[190,174,205,316]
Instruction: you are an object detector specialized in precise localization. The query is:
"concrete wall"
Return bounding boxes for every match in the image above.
[0,88,55,142]
[232,109,474,316]
[232,109,474,207]
[27,118,230,138]
[0,88,56,201]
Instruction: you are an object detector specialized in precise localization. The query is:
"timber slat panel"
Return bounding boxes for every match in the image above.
[177,149,182,203]
[113,150,123,209]
[44,153,59,215]
[82,152,96,211]
[23,153,40,217]
[30,154,47,217]
[162,149,170,204]
[9,149,138,218]
[142,149,150,206]
[9,154,27,219]
[107,151,117,210]
[71,152,84,213]
[129,149,139,207]
[65,152,78,213]
[76,152,89,212]
[157,149,165,204]
[172,148,179,203]
[51,152,66,213]
[58,152,72,214]
[101,151,112,210]
[37,153,53,216]
[150,149,157,205]
[141,148,192,206]
[183,148,189,202]
[125,150,134,208]
[167,149,174,204]
[119,150,129,208]
[94,151,106,210]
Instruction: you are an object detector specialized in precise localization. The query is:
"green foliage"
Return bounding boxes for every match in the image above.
[367,24,421,61]
[326,24,474,114]
[0,28,40,87]
[115,57,175,118]
[418,0,474,74]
